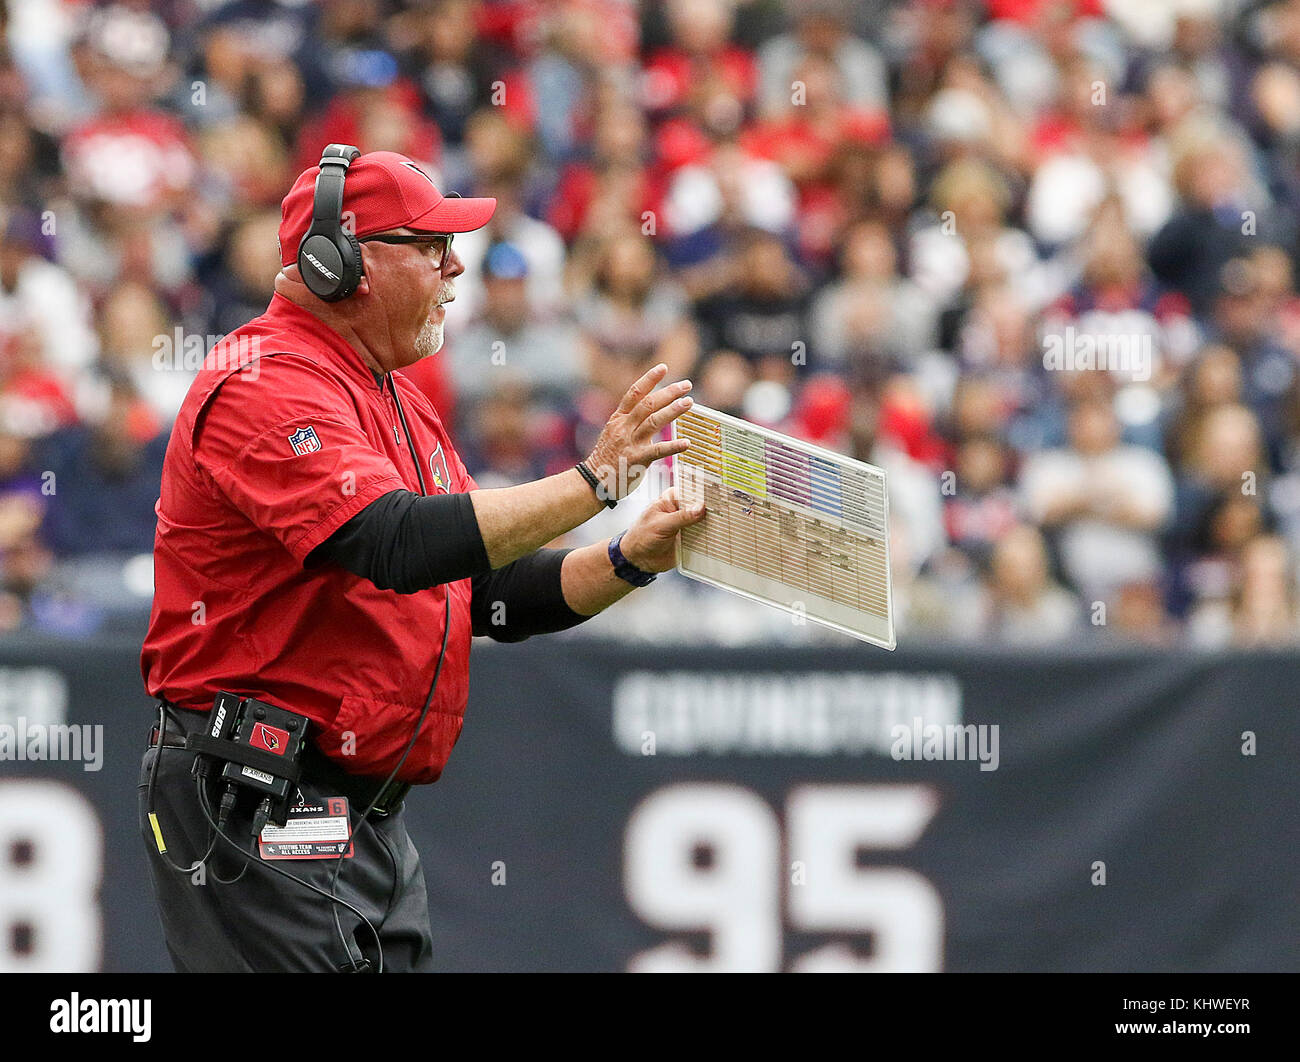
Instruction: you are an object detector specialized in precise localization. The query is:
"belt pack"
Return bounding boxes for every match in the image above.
[154,698,411,818]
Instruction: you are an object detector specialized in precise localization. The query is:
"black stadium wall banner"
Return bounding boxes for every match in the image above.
[0,635,1295,972]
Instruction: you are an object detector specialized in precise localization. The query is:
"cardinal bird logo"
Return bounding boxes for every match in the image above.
[428,443,450,493]
[249,722,289,755]
[402,160,436,186]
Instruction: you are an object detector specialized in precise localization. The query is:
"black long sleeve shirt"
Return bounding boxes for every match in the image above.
[307,489,591,641]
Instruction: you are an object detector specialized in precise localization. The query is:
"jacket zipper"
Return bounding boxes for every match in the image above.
[380,377,418,490]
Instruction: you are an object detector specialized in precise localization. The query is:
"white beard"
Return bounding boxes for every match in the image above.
[414,314,444,359]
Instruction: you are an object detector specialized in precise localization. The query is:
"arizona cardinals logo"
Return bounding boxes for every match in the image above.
[402,161,436,186]
[249,722,289,755]
[428,443,450,493]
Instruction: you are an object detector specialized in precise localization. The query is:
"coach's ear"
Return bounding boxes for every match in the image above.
[351,244,375,298]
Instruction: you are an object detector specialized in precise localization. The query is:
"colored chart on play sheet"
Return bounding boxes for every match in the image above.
[671,404,895,649]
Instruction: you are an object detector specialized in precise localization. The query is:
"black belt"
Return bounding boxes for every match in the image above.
[298,742,411,818]
[148,715,411,818]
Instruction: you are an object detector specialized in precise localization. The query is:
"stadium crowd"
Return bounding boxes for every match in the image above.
[3,0,1300,648]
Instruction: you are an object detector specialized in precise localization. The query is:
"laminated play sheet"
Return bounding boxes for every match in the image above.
[671,404,895,649]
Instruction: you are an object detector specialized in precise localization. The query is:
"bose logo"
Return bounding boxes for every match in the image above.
[305,253,340,281]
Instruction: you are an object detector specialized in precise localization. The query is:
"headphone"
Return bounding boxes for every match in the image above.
[298,144,363,301]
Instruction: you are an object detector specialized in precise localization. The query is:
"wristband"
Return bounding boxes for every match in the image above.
[575,461,616,509]
[608,530,657,587]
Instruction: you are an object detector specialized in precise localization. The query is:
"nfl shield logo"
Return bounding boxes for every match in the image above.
[288,426,321,456]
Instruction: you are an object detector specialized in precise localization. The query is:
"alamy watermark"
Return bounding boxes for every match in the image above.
[50,994,150,1041]
[890,717,1000,771]
[152,328,261,378]
[0,718,103,771]
[1042,326,1153,382]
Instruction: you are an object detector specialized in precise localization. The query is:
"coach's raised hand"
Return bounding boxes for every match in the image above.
[468,364,694,570]
[584,364,694,502]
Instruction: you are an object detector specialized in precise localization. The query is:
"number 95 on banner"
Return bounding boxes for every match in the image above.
[623,783,942,973]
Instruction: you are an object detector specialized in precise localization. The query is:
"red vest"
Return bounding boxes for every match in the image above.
[141,295,476,784]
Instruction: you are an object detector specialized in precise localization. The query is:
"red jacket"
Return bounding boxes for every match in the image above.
[141,295,476,784]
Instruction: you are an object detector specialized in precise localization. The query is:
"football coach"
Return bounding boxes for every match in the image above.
[137,145,703,972]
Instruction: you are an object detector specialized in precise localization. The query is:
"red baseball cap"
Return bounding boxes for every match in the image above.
[278,150,496,267]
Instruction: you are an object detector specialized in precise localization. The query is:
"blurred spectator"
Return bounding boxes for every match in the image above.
[1023,66,1171,249]
[756,0,888,118]
[1189,534,1300,648]
[743,52,890,262]
[575,231,697,399]
[844,385,945,576]
[660,134,797,264]
[1229,534,1300,647]
[190,0,322,125]
[0,207,98,381]
[95,280,188,420]
[62,5,185,213]
[37,371,164,560]
[201,208,283,338]
[643,0,756,121]
[460,378,574,488]
[0,416,49,632]
[1207,256,1297,471]
[809,218,935,372]
[0,322,77,439]
[693,349,754,418]
[294,47,441,173]
[548,98,656,243]
[1166,402,1274,618]
[499,2,606,163]
[951,524,1083,646]
[909,158,1045,308]
[56,5,196,297]
[1020,397,1174,603]
[694,228,810,383]
[239,63,307,154]
[196,115,294,215]
[449,241,583,405]
[1105,578,1180,648]
[943,434,1018,568]
[978,0,1126,119]
[1043,199,1199,386]
[448,145,566,324]
[390,0,502,154]
[1163,344,1243,471]
[1147,134,1276,317]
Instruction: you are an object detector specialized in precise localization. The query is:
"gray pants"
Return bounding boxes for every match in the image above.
[137,714,435,973]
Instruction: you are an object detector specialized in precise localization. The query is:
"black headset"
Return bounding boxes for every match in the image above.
[297,144,363,302]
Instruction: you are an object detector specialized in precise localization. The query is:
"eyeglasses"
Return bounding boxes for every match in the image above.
[360,232,454,268]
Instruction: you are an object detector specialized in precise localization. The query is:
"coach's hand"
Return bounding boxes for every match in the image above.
[585,364,694,501]
[619,487,707,573]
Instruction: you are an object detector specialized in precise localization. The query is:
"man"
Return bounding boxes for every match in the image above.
[137,149,702,972]
[446,240,583,408]
[1019,397,1173,605]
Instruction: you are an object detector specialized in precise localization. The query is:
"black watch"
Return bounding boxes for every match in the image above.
[608,531,657,587]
